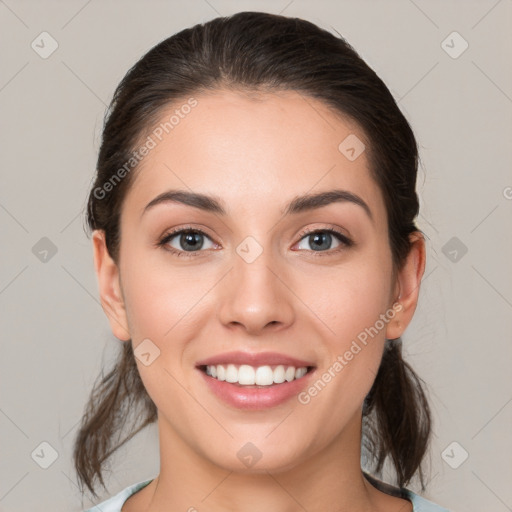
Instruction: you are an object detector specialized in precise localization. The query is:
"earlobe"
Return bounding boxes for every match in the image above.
[385,231,426,340]
[92,230,131,341]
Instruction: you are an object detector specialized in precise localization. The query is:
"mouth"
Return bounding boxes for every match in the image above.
[195,351,317,409]
[197,363,316,387]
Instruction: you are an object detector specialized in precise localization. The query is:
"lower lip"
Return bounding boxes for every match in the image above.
[197,368,316,410]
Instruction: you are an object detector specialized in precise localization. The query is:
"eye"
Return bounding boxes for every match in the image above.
[294,228,353,255]
[157,227,217,257]
[157,226,353,258]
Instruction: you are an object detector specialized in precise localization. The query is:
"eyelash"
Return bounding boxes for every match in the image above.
[156,225,354,259]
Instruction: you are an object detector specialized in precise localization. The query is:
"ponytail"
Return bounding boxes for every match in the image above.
[73,342,157,498]
[362,337,432,490]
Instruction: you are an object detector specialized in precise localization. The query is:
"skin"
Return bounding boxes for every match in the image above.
[92,89,425,512]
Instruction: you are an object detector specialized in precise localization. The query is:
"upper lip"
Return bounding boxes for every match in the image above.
[196,351,315,368]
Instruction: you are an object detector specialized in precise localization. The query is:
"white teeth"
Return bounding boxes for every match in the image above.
[204,364,310,386]
[273,365,285,383]
[225,364,238,383]
[255,365,273,385]
[295,367,307,379]
[239,365,255,385]
[285,366,295,382]
[216,365,226,381]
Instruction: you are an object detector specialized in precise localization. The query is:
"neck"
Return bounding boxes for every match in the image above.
[141,412,385,512]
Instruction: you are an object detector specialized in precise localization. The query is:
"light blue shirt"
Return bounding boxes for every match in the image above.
[84,474,451,511]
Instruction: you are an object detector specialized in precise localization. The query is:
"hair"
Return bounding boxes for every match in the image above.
[74,10,432,499]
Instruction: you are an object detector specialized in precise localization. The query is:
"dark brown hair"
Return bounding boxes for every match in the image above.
[74,11,432,499]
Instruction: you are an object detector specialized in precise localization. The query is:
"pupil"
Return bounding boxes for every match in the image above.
[182,232,203,251]
[310,232,331,251]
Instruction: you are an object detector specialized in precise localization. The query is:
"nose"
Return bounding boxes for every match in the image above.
[217,243,295,336]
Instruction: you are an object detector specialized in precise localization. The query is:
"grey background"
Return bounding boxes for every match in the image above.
[1,0,511,511]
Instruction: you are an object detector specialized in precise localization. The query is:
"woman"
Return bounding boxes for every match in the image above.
[74,11,450,512]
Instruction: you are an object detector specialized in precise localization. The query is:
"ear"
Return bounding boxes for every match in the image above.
[385,231,426,340]
[92,229,131,341]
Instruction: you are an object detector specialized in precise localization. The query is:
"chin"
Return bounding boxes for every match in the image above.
[200,436,312,474]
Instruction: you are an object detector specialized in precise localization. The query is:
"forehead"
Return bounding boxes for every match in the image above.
[122,89,386,226]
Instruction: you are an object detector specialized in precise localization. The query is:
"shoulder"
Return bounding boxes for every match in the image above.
[404,488,452,511]
[82,478,154,512]
[363,472,451,512]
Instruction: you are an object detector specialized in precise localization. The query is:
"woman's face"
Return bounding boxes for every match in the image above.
[95,89,411,473]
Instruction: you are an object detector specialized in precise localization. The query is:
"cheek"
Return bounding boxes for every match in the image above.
[294,251,392,401]
[120,249,211,341]
[120,259,206,416]
[297,254,393,345]
[295,272,390,437]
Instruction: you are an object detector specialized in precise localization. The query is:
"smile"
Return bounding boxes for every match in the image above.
[201,364,312,387]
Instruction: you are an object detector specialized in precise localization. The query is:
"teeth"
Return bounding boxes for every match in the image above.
[204,364,309,386]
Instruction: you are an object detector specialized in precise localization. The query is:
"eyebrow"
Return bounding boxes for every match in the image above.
[141,188,373,222]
